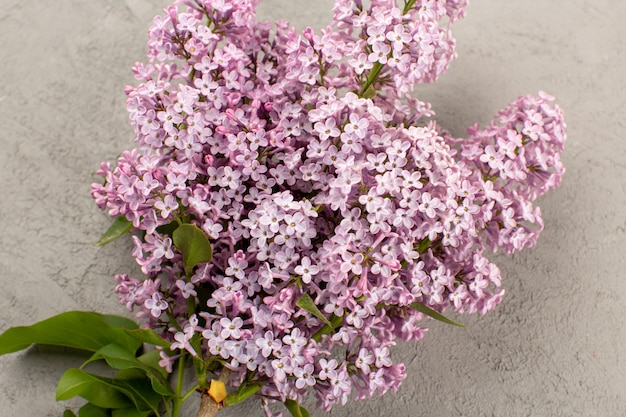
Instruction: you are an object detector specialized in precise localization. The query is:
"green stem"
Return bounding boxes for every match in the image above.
[359,61,384,96]
[182,383,201,402]
[359,0,418,97]
[317,56,326,86]
[177,353,187,397]
[166,310,184,332]
[172,352,187,417]
[404,0,418,14]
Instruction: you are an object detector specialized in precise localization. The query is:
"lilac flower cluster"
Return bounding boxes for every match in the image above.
[92,0,565,413]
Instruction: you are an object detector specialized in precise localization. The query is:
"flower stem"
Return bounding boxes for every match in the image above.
[360,0,416,97]
[403,0,418,14]
[172,352,187,417]
[359,61,384,96]
[182,384,201,402]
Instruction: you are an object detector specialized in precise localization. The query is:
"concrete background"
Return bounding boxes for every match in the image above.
[1,0,624,416]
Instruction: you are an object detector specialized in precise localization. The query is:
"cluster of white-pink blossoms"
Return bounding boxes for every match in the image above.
[91,0,565,414]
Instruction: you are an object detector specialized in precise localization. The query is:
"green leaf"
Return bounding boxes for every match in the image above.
[172,223,213,276]
[114,368,146,381]
[0,311,141,356]
[312,314,342,342]
[57,369,133,409]
[284,399,311,417]
[136,349,169,379]
[408,302,465,327]
[156,220,180,237]
[83,344,139,369]
[296,293,332,328]
[113,378,163,415]
[415,237,431,254]
[113,350,167,381]
[95,216,133,246]
[123,328,172,349]
[100,315,141,332]
[112,408,152,417]
[61,370,162,415]
[223,382,262,406]
[63,409,79,417]
[78,403,110,417]
[83,344,174,397]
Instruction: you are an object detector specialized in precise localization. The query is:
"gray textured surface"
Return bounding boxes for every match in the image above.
[1,1,624,416]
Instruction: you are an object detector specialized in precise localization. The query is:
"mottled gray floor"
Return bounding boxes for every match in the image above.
[1,1,624,416]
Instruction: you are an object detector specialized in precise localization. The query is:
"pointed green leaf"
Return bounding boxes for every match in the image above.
[112,408,151,417]
[156,220,180,237]
[78,403,110,417]
[0,311,141,356]
[113,378,163,414]
[95,216,133,246]
[123,328,172,349]
[296,293,332,328]
[312,313,343,342]
[63,410,79,417]
[56,369,133,409]
[284,399,311,417]
[223,382,262,406]
[83,344,174,397]
[60,369,163,415]
[408,302,465,327]
[114,368,146,381]
[83,344,139,370]
[112,349,168,381]
[100,315,140,332]
[172,223,213,276]
[136,349,169,378]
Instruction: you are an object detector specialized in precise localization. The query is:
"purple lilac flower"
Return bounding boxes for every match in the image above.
[91,0,565,414]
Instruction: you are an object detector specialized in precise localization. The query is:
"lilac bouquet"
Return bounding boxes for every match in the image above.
[0,1,565,417]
